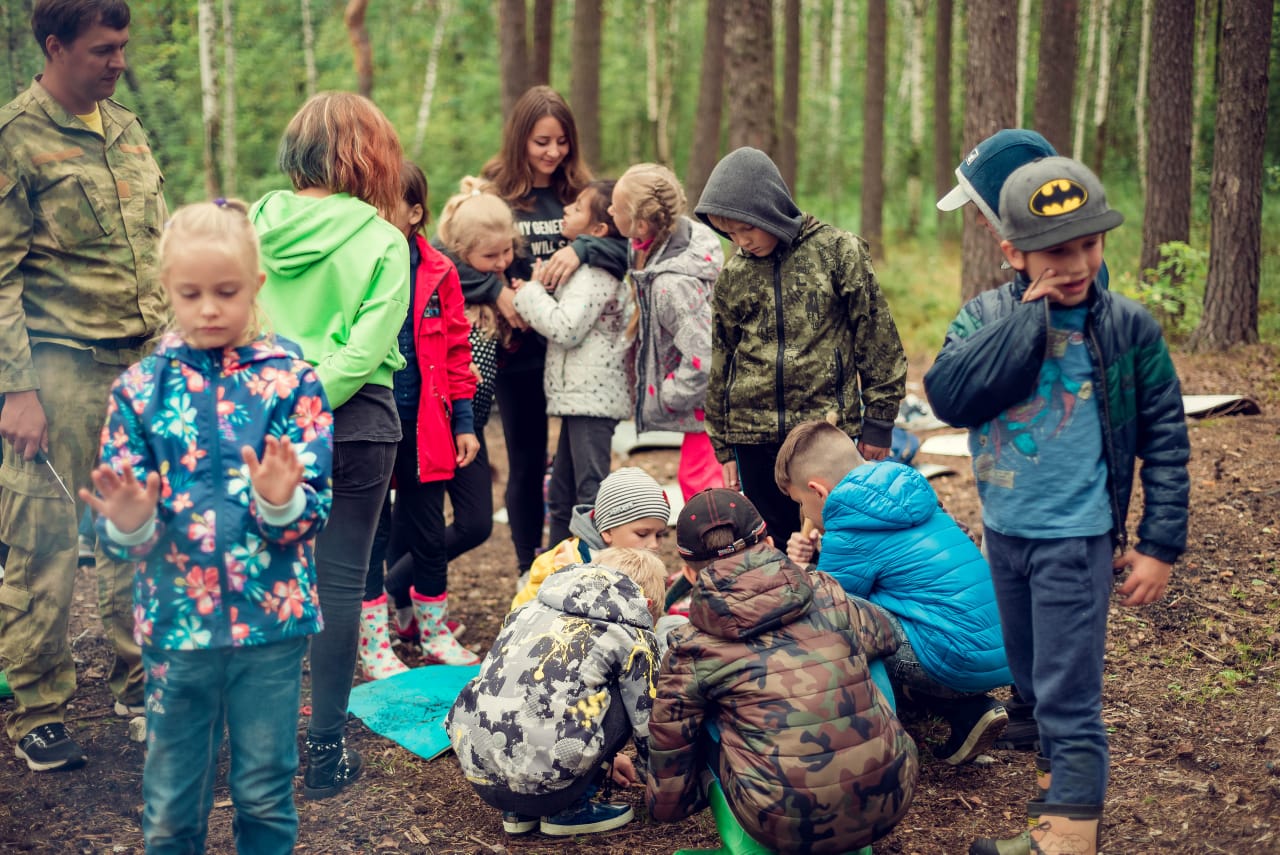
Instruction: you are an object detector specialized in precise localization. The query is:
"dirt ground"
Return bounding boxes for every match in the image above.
[1,345,1277,854]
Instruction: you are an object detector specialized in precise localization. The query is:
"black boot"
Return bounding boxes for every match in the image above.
[995,689,1041,751]
[303,732,363,800]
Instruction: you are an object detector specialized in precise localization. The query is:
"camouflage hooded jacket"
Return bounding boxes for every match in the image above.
[447,563,660,798]
[648,543,918,853]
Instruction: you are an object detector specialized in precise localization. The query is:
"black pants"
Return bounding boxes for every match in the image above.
[445,431,493,561]
[496,367,549,571]
[546,415,617,546]
[733,442,803,548]
[309,438,396,739]
[369,423,449,602]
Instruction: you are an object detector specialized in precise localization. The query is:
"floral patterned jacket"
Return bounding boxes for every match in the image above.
[95,333,333,651]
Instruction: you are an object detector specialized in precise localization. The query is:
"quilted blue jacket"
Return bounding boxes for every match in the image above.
[96,333,334,651]
[817,461,1012,693]
[922,274,1190,563]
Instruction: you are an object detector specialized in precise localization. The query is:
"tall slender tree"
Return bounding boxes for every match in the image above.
[861,0,886,259]
[1191,0,1273,351]
[1033,0,1079,154]
[725,0,775,153]
[933,0,954,229]
[198,0,221,198]
[498,0,529,116]
[902,0,927,235]
[571,0,603,168]
[344,0,373,98]
[1139,0,1194,283]
[961,0,1017,298]
[220,0,236,196]
[778,0,801,190]
[686,0,726,203]
[531,0,553,86]
[300,0,317,97]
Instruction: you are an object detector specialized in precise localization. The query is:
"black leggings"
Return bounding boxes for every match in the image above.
[495,366,549,571]
[733,442,803,547]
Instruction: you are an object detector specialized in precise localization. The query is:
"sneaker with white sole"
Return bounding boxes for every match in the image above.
[937,696,1009,765]
[15,723,87,772]
[501,811,538,834]
[540,798,633,836]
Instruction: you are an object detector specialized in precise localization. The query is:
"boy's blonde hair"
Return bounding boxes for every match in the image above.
[774,419,864,493]
[594,547,666,622]
[616,163,687,249]
[159,199,269,342]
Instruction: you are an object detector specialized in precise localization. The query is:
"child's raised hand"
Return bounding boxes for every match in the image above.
[495,286,529,331]
[241,435,304,507]
[786,529,819,565]
[539,245,582,289]
[455,432,480,467]
[1020,267,1078,305]
[79,463,161,535]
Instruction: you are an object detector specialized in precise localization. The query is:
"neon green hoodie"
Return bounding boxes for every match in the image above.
[252,190,409,409]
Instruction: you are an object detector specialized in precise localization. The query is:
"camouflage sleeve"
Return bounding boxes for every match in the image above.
[249,364,334,546]
[836,236,907,435]
[0,151,37,393]
[706,272,737,462]
[821,574,900,661]
[646,649,712,822]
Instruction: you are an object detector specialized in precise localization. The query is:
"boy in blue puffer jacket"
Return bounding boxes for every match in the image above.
[775,419,1012,766]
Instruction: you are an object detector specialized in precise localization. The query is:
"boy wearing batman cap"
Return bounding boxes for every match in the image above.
[925,157,1189,855]
[646,488,917,854]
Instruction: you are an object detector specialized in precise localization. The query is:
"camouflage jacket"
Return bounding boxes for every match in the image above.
[0,80,166,392]
[447,563,659,798]
[706,214,906,460]
[648,543,918,853]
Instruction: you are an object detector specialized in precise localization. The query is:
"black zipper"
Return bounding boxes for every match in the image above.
[772,256,786,441]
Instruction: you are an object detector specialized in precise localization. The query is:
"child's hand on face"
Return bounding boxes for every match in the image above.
[241,435,304,507]
[1020,268,1077,304]
[79,463,162,535]
[786,530,819,565]
[539,245,582,290]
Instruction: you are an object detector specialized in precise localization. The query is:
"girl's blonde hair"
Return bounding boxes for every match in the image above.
[437,177,522,348]
[159,198,269,342]
[594,547,667,622]
[617,163,687,249]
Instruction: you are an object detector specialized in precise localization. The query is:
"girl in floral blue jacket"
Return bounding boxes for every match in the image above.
[81,200,333,855]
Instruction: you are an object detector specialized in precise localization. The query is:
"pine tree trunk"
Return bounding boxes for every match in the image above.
[1015,0,1032,124]
[1139,0,1194,282]
[778,0,801,190]
[1190,0,1215,201]
[1034,0,1079,155]
[531,0,553,86]
[198,0,221,199]
[498,0,529,117]
[903,0,927,235]
[685,0,726,203]
[961,0,1017,299]
[220,0,236,197]
[1190,0,1272,352]
[726,0,776,154]
[571,0,603,169]
[1136,0,1152,195]
[1090,0,1114,173]
[344,0,373,99]
[1073,0,1100,159]
[933,0,954,231]
[861,0,886,259]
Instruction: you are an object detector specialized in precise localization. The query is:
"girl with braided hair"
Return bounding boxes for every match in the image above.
[609,164,724,499]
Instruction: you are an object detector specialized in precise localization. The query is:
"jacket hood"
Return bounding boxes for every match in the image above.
[251,191,382,280]
[536,562,654,630]
[641,217,723,284]
[568,504,609,550]
[825,461,938,532]
[688,543,814,640]
[695,147,803,247]
[151,331,305,371]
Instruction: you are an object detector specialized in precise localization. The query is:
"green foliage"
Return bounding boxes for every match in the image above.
[1115,241,1208,341]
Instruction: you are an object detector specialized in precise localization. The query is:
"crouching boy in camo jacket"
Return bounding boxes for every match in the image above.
[647,489,918,853]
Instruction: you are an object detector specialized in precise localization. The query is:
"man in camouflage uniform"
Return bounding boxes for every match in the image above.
[0,0,164,771]
[648,489,918,853]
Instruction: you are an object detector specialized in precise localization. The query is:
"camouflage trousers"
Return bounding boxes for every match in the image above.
[0,343,143,741]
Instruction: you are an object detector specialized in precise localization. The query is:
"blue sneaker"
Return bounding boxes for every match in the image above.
[540,798,633,836]
[501,811,537,835]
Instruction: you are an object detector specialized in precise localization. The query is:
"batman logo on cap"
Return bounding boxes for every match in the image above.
[1029,179,1087,217]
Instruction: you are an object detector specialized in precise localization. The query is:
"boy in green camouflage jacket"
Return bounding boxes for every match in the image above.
[647,489,917,854]
[695,148,907,549]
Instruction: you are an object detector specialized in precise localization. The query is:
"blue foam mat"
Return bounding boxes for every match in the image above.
[346,664,480,760]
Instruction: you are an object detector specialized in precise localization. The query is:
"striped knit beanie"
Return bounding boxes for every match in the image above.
[592,467,671,534]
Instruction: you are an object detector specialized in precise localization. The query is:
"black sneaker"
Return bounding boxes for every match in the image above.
[501,811,538,835]
[937,696,1008,765]
[15,723,87,772]
[994,697,1040,751]
[540,798,633,836]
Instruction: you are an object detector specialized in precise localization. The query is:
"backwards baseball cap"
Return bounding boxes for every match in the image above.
[592,467,671,533]
[998,156,1125,252]
[936,129,1058,226]
[676,488,768,562]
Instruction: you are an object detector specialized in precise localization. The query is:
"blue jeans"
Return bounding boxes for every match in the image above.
[142,637,308,854]
[984,529,1113,806]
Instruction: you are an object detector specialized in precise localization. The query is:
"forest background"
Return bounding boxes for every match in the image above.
[3,0,1278,355]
